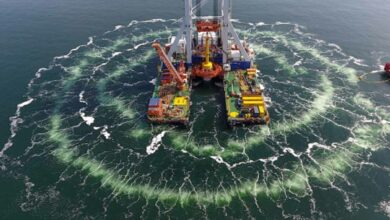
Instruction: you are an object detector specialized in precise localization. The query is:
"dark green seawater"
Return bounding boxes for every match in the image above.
[1,0,390,219]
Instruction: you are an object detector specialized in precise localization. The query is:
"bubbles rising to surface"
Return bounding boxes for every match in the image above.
[2,20,390,219]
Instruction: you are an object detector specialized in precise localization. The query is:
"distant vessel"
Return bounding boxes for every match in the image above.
[147,0,270,126]
[385,62,390,76]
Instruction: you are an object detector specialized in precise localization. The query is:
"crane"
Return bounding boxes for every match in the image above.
[152,42,186,90]
[202,33,213,70]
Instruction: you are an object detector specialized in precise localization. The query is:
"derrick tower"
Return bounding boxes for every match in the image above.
[167,0,251,67]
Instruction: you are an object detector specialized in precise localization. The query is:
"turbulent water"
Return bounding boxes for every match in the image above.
[1,16,390,219]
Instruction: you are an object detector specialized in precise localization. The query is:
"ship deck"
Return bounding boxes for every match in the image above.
[147,70,192,126]
[148,68,270,127]
[223,70,270,126]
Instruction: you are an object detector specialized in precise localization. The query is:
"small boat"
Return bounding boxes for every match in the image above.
[385,63,390,76]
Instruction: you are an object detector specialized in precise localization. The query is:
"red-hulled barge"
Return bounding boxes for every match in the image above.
[385,63,390,77]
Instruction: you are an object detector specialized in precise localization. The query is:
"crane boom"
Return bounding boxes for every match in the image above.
[152,42,185,90]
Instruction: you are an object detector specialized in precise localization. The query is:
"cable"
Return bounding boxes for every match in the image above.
[358,71,390,84]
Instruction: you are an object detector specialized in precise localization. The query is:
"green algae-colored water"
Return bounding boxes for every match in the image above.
[1,0,389,219]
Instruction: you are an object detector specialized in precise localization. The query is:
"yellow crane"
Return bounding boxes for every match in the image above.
[202,33,213,71]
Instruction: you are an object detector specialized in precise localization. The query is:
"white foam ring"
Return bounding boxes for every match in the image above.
[146,131,166,155]
[127,41,150,52]
[78,91,95,126]
[209,156,251,169]
[3,33,96,158]
[328,43,342,51]
[306,142,332,155]
[4,19,389,214]
[111,52,122,57]
[54,37,94,60]
[115,25,125,31]
[149,78,157,85]
[293,60,303,67]
[34,68,46,79]
[0,98,34,157]
[104,25,127,34]
[260,155,279,163]
[134,42,149,50]
[256,22,266,26]
[78,91,87,104]
[27,67,47,88]
[127,18,175,27]
[350,56,369,67]
[379,200,390,218]
[283,147,302,157]
[101,126,111,140]
[275,21,292,25]
[79,112,95,126]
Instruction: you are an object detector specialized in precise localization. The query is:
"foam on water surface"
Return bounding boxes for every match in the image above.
[2,20,389,219]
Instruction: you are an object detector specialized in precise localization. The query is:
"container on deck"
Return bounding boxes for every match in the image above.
[148,98,162,107]
[230,61,251,70]
[253,106,259,117]
[148,98,163,117]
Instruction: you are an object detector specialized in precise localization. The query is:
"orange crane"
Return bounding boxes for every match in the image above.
[152,42,186,90]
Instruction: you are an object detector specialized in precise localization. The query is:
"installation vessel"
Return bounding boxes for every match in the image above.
[147,0,270,126]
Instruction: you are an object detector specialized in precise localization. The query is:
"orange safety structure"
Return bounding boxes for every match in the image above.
[152,42,186,90]
[196,20,220,32]
[192,33,223,80]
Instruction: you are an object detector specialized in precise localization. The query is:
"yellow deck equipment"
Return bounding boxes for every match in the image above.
[173,97,188,106]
